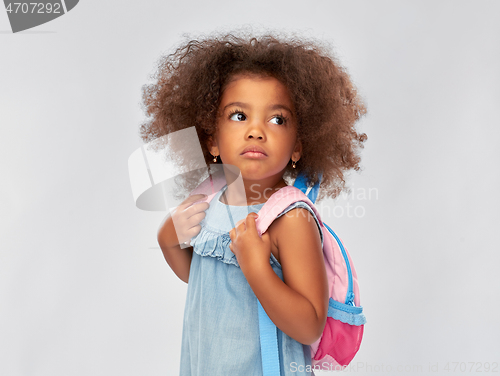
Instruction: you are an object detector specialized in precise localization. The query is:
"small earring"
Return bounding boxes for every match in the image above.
[213,155,218,162]
[292,160,297,169]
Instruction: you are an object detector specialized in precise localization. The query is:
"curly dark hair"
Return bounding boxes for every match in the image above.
[139,31,367,202]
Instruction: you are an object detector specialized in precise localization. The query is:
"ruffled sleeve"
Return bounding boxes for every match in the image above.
[190,223,241,267]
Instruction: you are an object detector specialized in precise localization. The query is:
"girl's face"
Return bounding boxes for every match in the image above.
[209,74,301,186]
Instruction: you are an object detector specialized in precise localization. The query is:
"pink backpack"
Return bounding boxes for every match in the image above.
[191,171,366,373]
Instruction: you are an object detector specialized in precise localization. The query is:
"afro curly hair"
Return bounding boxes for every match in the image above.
[139,31,367,202]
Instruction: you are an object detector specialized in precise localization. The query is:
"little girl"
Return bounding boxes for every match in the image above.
[140,32,367,376]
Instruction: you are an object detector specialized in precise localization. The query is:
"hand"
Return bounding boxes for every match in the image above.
[164,194,209,248]
[228,212,272,275]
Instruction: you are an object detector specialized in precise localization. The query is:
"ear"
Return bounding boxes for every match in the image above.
[291,138,302,162]
[207,136,219,156]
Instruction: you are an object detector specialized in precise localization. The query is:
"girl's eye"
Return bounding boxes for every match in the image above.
[270,115,287,126]
[229,112,246,121]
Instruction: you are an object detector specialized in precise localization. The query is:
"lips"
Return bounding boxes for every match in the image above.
[241,145,267,156]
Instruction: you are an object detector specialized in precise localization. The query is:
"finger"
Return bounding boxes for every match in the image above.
[245,212,259,234]
[179,194,208,210]
[185,211,206,227]
[191,200,210,211]
[231,220,245,237]
[178,224,202,245]
[187,225,202,239]
[261,231,271,244]
[186,193,208,203]
[184,202,210,219]
[236,219,246,232]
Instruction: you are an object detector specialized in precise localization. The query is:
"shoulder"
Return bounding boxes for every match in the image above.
[268,202,323,267]
[272,203,319,230]
[270,201,323,244]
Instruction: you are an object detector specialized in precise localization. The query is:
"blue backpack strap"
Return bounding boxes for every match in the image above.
[257,172,322,376]
[258,301,281,375]
[293,172,322,204]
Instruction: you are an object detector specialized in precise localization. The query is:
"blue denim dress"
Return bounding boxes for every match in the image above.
[180,185,324,376]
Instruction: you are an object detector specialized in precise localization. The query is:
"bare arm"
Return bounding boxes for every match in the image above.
[157,194,209,284]
[234,209,329,345]
[157,215,193,283]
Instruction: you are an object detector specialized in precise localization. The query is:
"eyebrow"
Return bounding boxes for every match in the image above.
[222,101,294,114]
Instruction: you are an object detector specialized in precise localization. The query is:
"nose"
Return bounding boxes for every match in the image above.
[245,119,266,141]
[247,133,263,140]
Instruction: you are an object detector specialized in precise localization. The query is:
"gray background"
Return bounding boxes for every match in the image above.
[1,1,499,375]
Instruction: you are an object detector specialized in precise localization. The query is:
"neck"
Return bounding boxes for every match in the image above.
[220,176,287,206]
